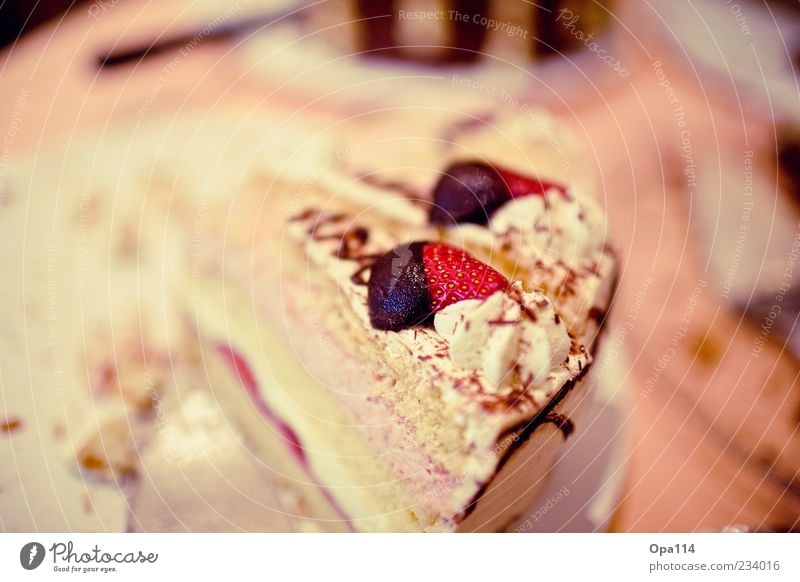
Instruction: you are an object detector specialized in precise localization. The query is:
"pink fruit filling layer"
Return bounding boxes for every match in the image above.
[214,342,353,528]
[215,343,307,467]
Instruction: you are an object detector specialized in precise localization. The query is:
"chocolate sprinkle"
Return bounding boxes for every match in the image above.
[336,227,369,260]
[288,208,317,222]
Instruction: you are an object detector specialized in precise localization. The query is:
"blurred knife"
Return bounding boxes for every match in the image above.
[97,3,310,69]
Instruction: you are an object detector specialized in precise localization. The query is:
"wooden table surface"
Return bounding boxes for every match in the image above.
[2,0,798,532]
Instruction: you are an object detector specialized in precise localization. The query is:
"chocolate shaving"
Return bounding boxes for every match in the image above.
[358,174,421,201]
[288,208,318,222]
[460,364,592,522]
[336,227,369,260]
[517,302,538,323]
[588,307,606,323]
[307,213,347,238]
[350,263,372,286]
[349,253,381,286]
[0,417,22,434]
[312,232,345,242]
[543,412,575,439]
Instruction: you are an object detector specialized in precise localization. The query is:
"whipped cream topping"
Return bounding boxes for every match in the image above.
[489,191,607,265]
[433,282,571,389]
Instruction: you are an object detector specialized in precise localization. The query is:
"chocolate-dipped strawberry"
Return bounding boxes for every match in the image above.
[429,161,567,225]
[367,241,509,331]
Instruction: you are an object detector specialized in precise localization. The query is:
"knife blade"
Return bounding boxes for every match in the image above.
[97,3,310,69]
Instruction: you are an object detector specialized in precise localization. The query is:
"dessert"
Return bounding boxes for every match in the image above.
[0,106,614,530]
[189,112,616,531]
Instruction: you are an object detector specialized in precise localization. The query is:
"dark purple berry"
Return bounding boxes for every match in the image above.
[429,162,511,225]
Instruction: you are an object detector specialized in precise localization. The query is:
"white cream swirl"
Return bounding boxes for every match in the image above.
[489,191,607,265]
[433,282,571,389]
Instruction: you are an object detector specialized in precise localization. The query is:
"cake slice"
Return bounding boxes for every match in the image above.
[189,113,616,531]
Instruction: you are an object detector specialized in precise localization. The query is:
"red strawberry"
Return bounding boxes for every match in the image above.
[421,243,508,311]
[495,164,568,199]
[367,241,509,330]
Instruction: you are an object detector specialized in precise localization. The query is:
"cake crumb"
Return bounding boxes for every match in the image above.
[75,415,140,482]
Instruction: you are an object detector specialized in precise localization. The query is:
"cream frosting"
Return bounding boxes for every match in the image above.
[441,187,612,341]
[433,282,571,389]
[449,188,607,270]
[490,192,607,264]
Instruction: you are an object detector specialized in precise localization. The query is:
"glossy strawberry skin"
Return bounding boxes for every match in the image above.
[421,243,508,311]
[495,165,568,199]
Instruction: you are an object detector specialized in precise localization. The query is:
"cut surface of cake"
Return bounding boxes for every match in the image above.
[189,111,616,531]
